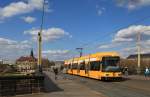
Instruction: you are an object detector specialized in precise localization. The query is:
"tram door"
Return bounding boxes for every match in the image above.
[77,62,80,74]
[85,62,90,76]
[70,62,73,74]
[85,57,91,76]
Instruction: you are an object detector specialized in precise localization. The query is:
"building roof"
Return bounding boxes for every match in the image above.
[16,50,50,64]
[16,56,37,62]
[16,49,37,62]
[16,56,51,64]
[127,53,150,59]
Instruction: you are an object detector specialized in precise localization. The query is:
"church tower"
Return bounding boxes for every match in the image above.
[30,49,34,57]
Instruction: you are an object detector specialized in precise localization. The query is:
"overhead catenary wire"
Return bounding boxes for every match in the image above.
[66,14,150,58]
[80,15,150,49]
[80,14,150,49]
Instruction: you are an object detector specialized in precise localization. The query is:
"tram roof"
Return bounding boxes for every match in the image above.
[64,52,119,64]
[90,52,119,57]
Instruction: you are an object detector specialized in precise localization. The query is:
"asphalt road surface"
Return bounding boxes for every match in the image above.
[63,74,150,97]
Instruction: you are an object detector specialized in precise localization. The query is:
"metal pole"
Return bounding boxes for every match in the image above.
[76,48,83,57]
[137,32,141,74]
[38,32,42,73]
[38,0,45,73]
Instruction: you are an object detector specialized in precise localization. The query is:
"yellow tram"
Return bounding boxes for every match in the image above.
[64,52,122,80]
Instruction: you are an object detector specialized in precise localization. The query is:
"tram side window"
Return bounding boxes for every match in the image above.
[86,63,90,70]
[79,62,85,70]
[90,61,100,71]
[72,63,78,69]
[68,64,71,69]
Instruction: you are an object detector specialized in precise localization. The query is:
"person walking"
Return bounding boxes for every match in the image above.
[53,67,58,80]
[124,66,128,77]
[62,67,67,79]
[144,67,149,78]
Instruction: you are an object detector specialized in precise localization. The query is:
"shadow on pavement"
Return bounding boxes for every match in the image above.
[44,73,64,93]
[101,77,130,82]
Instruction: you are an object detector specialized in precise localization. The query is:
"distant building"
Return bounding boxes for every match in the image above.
[127,53,150,60]
[16,49,51,74]
[16,50,37,73]
[0,60,3,64]
[54,61,64,67]
[41,58,52,69]
[3,60,15,65]
[0,59,14,65]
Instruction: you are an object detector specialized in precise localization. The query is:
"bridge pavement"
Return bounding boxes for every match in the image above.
[15,71,106,97]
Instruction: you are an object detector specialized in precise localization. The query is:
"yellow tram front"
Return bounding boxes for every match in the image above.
[100,56,122,80]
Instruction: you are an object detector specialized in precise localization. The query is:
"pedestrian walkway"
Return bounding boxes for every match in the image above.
[16,72,106,97]
[123,75,150,80]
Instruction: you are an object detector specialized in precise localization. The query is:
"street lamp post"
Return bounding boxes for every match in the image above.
[37,0,46,74]
[38,32,42,73]
[137,32,141,74]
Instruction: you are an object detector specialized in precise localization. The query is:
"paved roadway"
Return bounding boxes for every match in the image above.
[65,74,150,97]
[16,72,106,97]
[16,72,150,97]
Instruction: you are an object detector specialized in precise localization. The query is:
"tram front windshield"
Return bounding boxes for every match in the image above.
[102,57,121,72]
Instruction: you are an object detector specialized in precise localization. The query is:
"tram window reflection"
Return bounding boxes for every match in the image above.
[79,62,85,70]
[72,63,78,69]
[90,61,100,71]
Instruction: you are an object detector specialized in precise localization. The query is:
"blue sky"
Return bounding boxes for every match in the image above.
[0,0,150,61]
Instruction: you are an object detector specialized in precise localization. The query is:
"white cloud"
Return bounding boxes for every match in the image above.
[0,37,32,60]
[120,45,150,57]
[116,0,150,10]
[97,10,103,16]
[98,25,150,57]
[0,0,50,20]
[98,42,123,54]
[22,16,36,23]
[0,38,31,50]
[0,38,17,45]
[20,40,31,44]
[122,47,136,52]
[0,37,74,61]
[42,49,71,60]
[115,25,150,56]
[43,50,69,55]
[113,25,150,42]
[113,37,134,42]
[96,5,105,16]
[99,44,114,49]
[24,27,71,42]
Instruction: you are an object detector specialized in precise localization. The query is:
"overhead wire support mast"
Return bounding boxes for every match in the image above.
[76,48,83,57]
[38,0,46,73]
